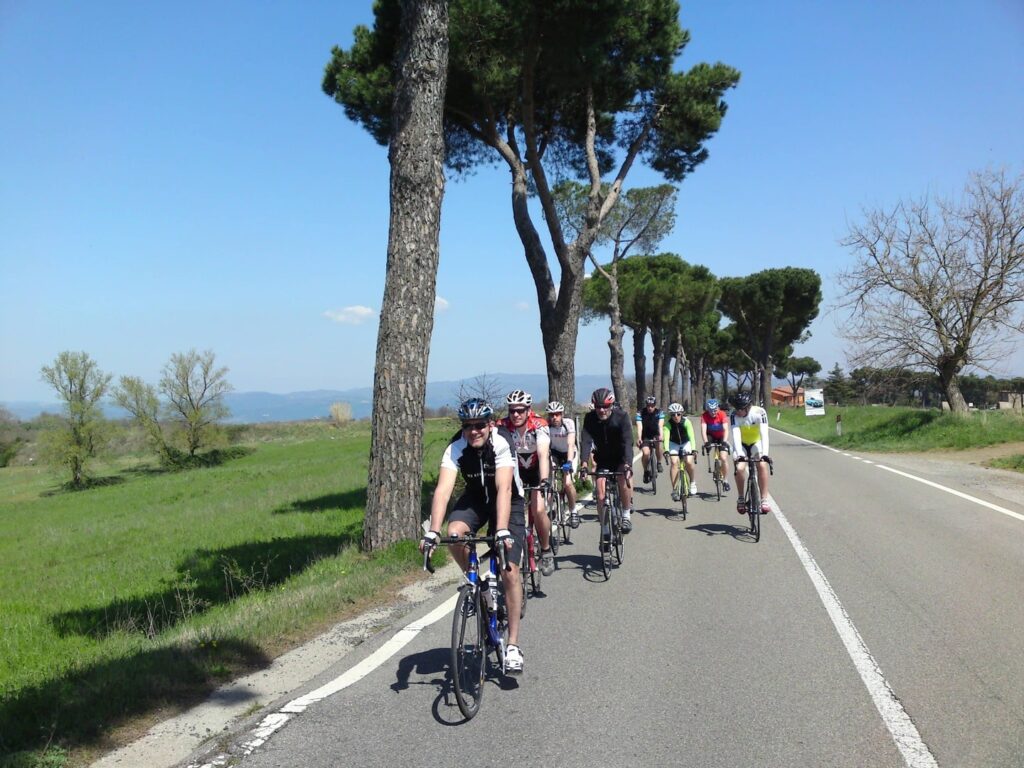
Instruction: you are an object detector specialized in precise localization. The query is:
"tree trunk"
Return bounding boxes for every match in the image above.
[633,326,648,410]
[363,0,448,552]
[607,264,628,406]
[938,359,969,413]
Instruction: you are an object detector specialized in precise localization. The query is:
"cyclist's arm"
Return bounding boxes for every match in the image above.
[618,412,634,465]
[684,418,695,448]
[758,410,770,456]
[662,423,670,453]
[730,418,744,459]
[536,429,551,482]
[429,465,458,533]
[700,420,709,445]
[493,465,513,530]
[579,423,594,468]
[566,419,577,464]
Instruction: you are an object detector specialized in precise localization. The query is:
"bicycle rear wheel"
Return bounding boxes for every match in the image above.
[714,458,723,501]
[611,496,624,565]
[650,456,658,494]
[748,474,761,542]
[451,587,486,720]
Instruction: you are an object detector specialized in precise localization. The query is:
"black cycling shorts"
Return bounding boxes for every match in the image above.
[448,495,526,568]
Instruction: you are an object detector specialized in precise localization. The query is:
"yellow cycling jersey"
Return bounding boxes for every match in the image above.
[731,405,769,447]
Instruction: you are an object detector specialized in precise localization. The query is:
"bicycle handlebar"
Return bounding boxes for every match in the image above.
[734,455,774,474]
[702,441,730,454]
[422,534,510,574]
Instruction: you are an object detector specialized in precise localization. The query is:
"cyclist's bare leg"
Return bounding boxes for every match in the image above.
[757,461,770,501]
[501,564,522,644]
[531,489,551,549]
[734,462,749,496]
[446,520,472,571]
[563,472,577,510]
[668,452,681,489]
[618,469,632,510]
[595,475,608,530]
[718,448,731,477]
[640,444,651,475]
[685,453,697,485]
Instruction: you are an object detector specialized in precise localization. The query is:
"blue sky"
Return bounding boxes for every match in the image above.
[2,1,1022,402]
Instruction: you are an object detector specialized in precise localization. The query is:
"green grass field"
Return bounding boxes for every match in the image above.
[0,419,456,767]
[770,405,1024,452]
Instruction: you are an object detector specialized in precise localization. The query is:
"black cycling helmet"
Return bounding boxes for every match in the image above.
[731,390,753,409]
[591,388,615,407]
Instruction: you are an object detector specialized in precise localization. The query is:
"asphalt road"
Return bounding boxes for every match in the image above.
[198,428,1024,768]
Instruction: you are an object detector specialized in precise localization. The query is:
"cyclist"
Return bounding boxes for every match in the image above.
[580,388,635,544]
[662,402,697,501]
[545,400,580,528]
[729,390,772,515]
[699,398,732,492]
[421,398,526,674]
[635,395,665,485]
[496,390,555,577]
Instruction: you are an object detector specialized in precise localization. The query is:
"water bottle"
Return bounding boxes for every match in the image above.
[483,569,498,613]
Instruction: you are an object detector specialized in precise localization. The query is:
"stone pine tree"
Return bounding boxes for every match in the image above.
[358,0,449,551]
[718,268,822,406]
[324,0,739,407]
[558,182,677,405]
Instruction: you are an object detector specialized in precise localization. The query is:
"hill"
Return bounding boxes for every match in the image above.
[2,373,613,423]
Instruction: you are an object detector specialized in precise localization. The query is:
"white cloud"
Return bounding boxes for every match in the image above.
[435,296,450,312]
[324,305,376,325]
[514,301,531,311]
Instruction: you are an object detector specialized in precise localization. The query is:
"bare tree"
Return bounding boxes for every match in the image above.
[455,373,503,408]
[837,170,1024,412]
[362,0,448,551]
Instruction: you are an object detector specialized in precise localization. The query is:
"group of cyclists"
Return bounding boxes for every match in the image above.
[421,386,772,675]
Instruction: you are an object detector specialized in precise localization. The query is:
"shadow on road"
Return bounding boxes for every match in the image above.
[392,645,519,726]
[687,522,756,541]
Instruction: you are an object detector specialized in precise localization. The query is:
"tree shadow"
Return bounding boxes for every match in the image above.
[40,475,127,496]
[274,489,367,514]
[0,638,270,758]
[50,529,362,640]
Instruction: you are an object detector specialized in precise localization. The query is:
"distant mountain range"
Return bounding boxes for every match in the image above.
[2,373,612,424]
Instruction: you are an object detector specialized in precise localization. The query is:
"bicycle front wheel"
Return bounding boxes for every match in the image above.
[748,475,761,542]
[451,587,486,720]
[714,459,722,501]
[679,472,688,520]
[547,491,560,556]
[612,498,624,565]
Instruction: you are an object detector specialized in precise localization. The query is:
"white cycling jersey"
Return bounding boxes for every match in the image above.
[730,405,770,457]
[547,417,576,454]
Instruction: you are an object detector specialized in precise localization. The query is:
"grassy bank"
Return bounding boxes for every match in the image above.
[770,405,1024,452]
[0,419,455,767]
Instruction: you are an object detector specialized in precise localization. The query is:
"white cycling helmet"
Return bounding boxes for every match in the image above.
[668,402,684,414]
[506,389,532,406]
[546,400,564,413]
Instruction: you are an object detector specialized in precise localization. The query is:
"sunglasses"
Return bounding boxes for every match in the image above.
[595,405,611,411]
[462,421,488,431]
[508,407,528,415]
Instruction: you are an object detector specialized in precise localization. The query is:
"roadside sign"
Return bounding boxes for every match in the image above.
[805,387,825,416]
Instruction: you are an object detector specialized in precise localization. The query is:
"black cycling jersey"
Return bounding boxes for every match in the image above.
[580,407,634,468]
[443,424,524,506]
[666,419,690,445]
[636,407,664,440]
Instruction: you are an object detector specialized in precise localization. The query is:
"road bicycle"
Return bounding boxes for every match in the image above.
[735,455,774,543]
[702,441,731,501]
[641,439,661,493]
[522,484,548,594]
[547,461,572,547]
[423,534,513,720]
[665,448,697,519]
[586,468,626,580]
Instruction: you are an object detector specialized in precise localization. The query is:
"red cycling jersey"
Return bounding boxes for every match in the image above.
[701,410,730,440]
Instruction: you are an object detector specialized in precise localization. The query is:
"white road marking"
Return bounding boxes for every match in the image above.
[189,594,459,767]
[771,498,940,768]
[773,428,1024,522]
